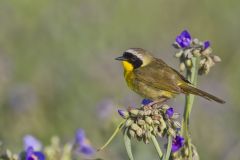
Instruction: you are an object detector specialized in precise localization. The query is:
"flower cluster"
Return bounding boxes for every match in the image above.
[23,135,45,160]
[118,99,182,145]
[171,142,200,160]
[0,129,95,160]
[173,30,221,74]
[73,129,96,157]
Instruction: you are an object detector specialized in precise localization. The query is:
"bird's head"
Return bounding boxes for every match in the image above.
[115,48,153,71]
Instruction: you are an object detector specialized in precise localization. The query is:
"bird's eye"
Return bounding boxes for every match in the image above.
[131,56,137,61]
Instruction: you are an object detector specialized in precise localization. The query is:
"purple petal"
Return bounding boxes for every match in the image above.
[172,135,185,152]
[141,99,153,105]
[74,129,96,156]
[175,30,192,48]
[166,107,174,118]
[75,129,85,145]
[80,144,96,156]
[26,147,34,159]
[181,30,191,39]
[118,109,124,117]
[26,147,45,160]
[118,109,129,118]
[176,36,182,44]
[204,41,210,49]
[23,135,42,151]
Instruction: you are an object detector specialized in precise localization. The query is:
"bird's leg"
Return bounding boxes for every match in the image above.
[148,97,169,108]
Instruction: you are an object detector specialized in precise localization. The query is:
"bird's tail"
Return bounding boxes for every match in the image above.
[180,84,225,104]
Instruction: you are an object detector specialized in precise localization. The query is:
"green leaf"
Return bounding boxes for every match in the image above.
[150,134,163,160]
[98,120,126,151]
[124,128,134,160]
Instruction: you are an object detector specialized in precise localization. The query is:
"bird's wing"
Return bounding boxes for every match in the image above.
[133,59,183,94]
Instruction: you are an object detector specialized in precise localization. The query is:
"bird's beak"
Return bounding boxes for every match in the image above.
[115,56,126,61]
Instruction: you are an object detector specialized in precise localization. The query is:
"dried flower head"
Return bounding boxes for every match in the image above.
[118,99,181,144]
[173,30,222,74]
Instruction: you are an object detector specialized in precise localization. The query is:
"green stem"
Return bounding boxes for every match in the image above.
[124,128,134,160]
[151,134,163,160]
[181,57,199,159]
[164,135,172,160]
[98,120,126,151]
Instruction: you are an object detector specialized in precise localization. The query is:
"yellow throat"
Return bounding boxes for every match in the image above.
[122,61,134,73]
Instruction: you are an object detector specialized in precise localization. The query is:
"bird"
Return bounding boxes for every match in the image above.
[115,48,225,104]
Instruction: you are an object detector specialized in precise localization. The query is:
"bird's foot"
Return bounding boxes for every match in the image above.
[147,98,168,108]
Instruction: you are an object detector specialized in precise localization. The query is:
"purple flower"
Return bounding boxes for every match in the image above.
[23,135,42,151]
[118,109,125,117]
[75,129,95,156]
[203,41,210,49]
[25,147,45,160]
[166,107,174,118]
[176,30,192,48]
[172,135,185,152]
[141,99,153,106]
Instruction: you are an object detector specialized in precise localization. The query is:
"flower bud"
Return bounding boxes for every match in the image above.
[192,38,199,45]
[159,118,166,130]
[137,119,145,126]
[201,47,212,56]
[128,129,135,138]
[138,110,145,116]
[179,62,186,72]
[199,58,206,66]
[192,49,201,57]
[118,109,129,119]
[168,128,176,137]
[144,110,152,116]
[161,104,169,110]
[152,110,159,115]
[148,126,153,132]
[136,128,143,137]
[153,120,160,125]
[184,147,189,157]
[212,55,221,62]
[125,119,133,127]
[129,109,139,116]
[185,59,192,68]
[131,123,140,131]
[175,51,183,58]
[145,116,153,125]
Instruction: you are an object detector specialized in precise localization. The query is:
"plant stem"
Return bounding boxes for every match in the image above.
[164,135,172,160]
[151,134,163,160]
[124,128,134,160]
[98,120,126,151]
[181,57,199,159]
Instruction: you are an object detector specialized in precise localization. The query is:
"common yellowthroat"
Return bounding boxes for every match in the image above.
[115,48,225,104]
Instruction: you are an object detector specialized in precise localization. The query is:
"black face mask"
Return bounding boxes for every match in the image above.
[123,52,143,69]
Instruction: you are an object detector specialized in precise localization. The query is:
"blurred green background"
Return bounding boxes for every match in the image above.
[0,0,240,159]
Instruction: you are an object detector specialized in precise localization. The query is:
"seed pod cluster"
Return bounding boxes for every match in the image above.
[174,38,221,75]
[171,143,199,160]
[120,104,181,144]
